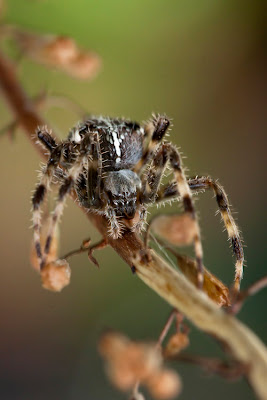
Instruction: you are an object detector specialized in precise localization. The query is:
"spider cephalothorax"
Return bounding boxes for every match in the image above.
[32,114,244,290]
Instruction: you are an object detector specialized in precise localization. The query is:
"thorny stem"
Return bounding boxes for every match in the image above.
[61,237,108,268]
[60,238,92,260]
[1,50,267,399]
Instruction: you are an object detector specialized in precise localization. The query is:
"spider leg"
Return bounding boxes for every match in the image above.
[32,127,61,269]
[41,159,86,269]
[105,206,124,239]
[87,131,103,208]
[134,114,170,174]
[155,176,244,292]
[141,143,204,288]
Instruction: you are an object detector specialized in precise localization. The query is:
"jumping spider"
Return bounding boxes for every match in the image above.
[32,115,244,290]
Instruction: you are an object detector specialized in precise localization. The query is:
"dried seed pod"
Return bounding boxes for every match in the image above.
[106,363,137,391]
[98,331,130,358]
[147,369,182,400]
[164,332,190,357]
[41,259,71,292]
[41,36,77,65]
[99,332,162,391]
[9,28,101,80]
[151,214,198,246]
[63,52,101,80]
[117,342,162,381]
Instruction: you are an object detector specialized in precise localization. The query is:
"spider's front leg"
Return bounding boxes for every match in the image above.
[134,114,170,175]
[40,160,86,268]
[141,143,205,288]
[156,176,244,292]
[32,126,62,269]
[131,114,171,233]
[32,127,87,270]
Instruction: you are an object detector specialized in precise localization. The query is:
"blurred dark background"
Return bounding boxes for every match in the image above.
[0,0,266,399]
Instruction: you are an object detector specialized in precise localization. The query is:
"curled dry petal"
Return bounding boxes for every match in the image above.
[175,253,231,307]
[151,214,197,246]
[41,259,71,292]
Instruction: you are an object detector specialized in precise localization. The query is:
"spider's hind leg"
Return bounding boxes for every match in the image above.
[141,142,204,288]
[155,176,244,292]
[189,176,244,292]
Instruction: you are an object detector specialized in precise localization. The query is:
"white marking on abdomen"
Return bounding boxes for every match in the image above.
[112,131,121,157]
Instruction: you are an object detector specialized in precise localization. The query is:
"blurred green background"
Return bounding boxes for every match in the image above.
[0,0,266,399]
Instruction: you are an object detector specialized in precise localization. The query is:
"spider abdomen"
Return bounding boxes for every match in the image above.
[76,117,144,171]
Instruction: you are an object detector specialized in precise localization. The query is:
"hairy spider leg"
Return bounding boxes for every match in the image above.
[155,176,244,291]
[32,127,62,269]
[128,115,170,232]
[41,160,86,269]
[32,126,90,269]
[134,114,170,175]
[141,143,205,288]
[86,131,103,208]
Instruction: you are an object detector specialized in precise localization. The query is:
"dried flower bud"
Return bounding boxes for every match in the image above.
[164,332,189,357]
[42,36,77,65]
[9,28,101,80]
[99,332,162,391]
[147,369,182,400]
[118,342,161,381]
[41,259,71,292]
[106,364,137,391]
[63,52,102,80]
[98,331,130,358]
[151,214,197,246]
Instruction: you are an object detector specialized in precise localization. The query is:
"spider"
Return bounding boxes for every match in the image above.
[32,114,244,290]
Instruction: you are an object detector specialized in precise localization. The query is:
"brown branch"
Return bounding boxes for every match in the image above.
[231,276,267,314]
[167,353,249,380]
[1,50,267,400]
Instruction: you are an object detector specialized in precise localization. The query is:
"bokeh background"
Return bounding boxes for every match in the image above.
[0,1,266,399]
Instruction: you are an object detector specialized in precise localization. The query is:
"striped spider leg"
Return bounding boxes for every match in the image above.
[137,121,204,288]
[32,126,92,270]
[155,176,244,292]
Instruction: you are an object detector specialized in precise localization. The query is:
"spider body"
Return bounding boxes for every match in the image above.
[70,118,144,220]
[32,114,244,290]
